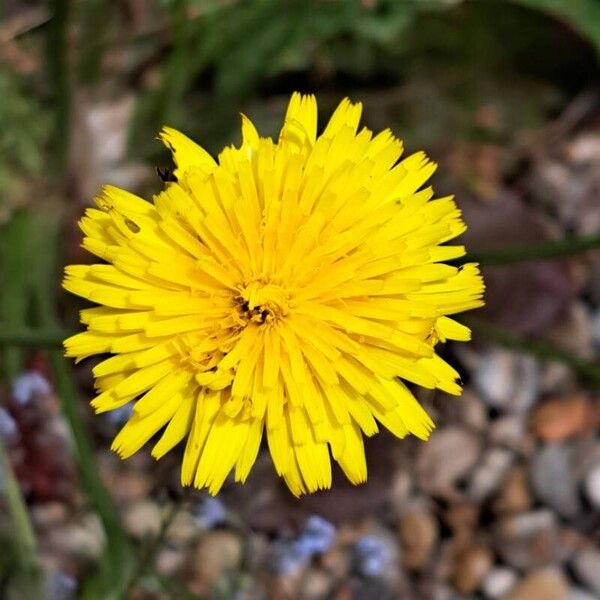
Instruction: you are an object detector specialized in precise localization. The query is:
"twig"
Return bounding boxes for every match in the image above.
[466,317,600,385]
[458,233,600,266]
[0,7,49,45]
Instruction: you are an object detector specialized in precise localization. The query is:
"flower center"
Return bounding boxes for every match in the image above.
[236,280,289,325]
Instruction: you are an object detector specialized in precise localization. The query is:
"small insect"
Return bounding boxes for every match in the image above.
[124,218,140,233]
[156,167,178,183]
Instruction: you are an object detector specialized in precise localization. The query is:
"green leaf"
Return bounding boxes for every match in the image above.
[512,0,600,52]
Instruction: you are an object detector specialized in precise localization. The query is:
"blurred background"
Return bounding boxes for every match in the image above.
[0,0,599,598]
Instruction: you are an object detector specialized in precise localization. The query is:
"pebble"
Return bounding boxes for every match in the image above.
[30,502,69,528]
[389,469,413,514]
[571,438,600,483]
[452,545,494,594]
[344,577,399,600]
[592,309,600,349]
[456,390,489,431]
[539,363,574,396]
[155,546,186,576]
[416,426,482,498]
[122,499,162,539]
[191,530,243,595]
[473,349,538,412]
[493,510,562,570]
[48,515,105,561]
[105,470,151,504]
[321,546,351,580]
[502,568,569,600]
[530,444,582,519]
[444,503,479,534]
[583,463,600,509]
[531,396,599,441]
[300,567,334,600]
[546,303,595,358]
[398,510,438,570]
[166,509,202,545]
[492,466,532,514]
[571,548,600,596]
[467,447,514,501]
[489,416,530,453]
[568,588,598,600]
[482,567,517,599]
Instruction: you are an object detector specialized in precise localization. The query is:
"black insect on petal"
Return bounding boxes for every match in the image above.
[156,167,178,183]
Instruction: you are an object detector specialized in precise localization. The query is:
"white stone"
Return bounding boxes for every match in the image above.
[482,567,517,599]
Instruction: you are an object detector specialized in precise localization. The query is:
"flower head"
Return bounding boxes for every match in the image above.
[64,93,484,496]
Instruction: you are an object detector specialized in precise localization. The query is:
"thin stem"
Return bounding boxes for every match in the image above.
[466,317,600,384]
[0,438,42,599]
[32,282,131,595]
[0,328,67,347]
[48,349,132,596]
[157,0,191,126]
[458,233,600,266]
[47,0,71,174]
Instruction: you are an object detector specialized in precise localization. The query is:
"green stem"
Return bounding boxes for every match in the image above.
[30,253,131,596]
[466,317,600,384]
[39,318,132,597]
[157,0,191,126]
[0,438,42,599]
[47,0,71,174]
[48,349,131,550]
[77,0,112,85]
[0,328,68,347]
[459,233,600,266]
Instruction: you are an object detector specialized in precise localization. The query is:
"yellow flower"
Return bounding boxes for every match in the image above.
[63,93,484,496]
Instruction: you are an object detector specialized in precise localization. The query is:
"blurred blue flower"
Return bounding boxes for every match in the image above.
[296,515,336,556]
[12,371,51,406]
[44,570,77,600]
[0,407,18,442]
[353,535,394,578]
[270,538,308,574]
[269,515,336,575]
[101,401,134,428]
[192,495,228,529]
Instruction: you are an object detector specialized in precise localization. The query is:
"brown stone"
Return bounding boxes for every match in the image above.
[301,567,334,600]
[399,511,438,570]
[493,467,532,514]
[444,503,480,533]
[531,395,599,442]
[190,530,243,595]
[122,499,161,539]
[501,568,569,600]
[452,545,494,594]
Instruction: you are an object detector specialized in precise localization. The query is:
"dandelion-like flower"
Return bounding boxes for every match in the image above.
[64,94,484,496]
